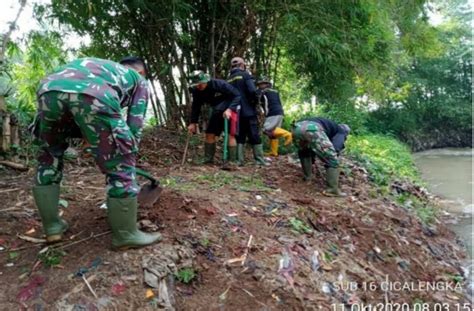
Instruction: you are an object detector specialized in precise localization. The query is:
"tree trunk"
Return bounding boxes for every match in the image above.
[0,109,11,152]
[0,0,27,153]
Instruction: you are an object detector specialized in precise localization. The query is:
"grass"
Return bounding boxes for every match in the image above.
[288,217,312,234]
[345,134,419,185]
[347,134,439,224]
[396,193,438,224]
[161,176,196,191]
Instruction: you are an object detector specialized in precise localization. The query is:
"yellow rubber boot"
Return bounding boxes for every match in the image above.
[265,139,279,157]
[274,127,292,146]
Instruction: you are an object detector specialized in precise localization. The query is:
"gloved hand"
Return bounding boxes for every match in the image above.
[187,123,197,134]
[223,109,232,119]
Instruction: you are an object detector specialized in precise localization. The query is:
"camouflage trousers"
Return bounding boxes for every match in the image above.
[292,120,339,168]
[35,91,139,198]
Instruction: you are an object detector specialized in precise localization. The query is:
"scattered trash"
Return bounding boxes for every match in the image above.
[99,203,107,209]
[74,257,102,299]
[219,286,231,301]
[310,250,320,271]
[255,195,262,200]
[321,282,331,294]
[139,219,159,231]
[146,288,155,299]
[278,248,295,287]
[58,199,69,208]
[271,293,281,303]
[397,259,410,271]
[17,275,46,303]
[225,235,253,266]
[142,244,194,289]
[111,282,127,296]
[158,276,176,310]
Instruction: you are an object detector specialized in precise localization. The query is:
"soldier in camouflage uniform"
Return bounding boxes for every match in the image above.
[31,57,161,249]
[292,117,350,196]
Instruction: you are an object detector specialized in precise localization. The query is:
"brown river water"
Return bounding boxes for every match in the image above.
[414,148,473,297]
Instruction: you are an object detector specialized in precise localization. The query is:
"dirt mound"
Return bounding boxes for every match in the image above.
[0,133,470,309]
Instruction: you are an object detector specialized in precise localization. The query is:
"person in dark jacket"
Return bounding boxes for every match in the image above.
[292,117,350,196]
[256,76,292,156]
[187,70,240,164]
[227,57,267,165]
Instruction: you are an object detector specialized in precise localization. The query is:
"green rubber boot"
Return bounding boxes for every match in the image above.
[32,184,68,243]
[228,146,238,163]
[237,144,245,166]
[107,196,162,250]
[300,157,313,181]
[252,144,269,166]
[324,167,347,197]
[203,143,216,164]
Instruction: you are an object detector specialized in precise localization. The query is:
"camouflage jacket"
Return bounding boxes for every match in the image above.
[37,58,149,142]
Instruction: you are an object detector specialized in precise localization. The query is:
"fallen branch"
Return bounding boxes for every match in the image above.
[0,160,28,171]
[0,207,21,213]
[0,188,21,194]
[82,274,98,299]
[70,186,104,191]
[54,231,111,250]
[17,234,46,244]
[241,234,253,266]
[224,234,253,266]
[180,134,191,168]
[9,231,111,251]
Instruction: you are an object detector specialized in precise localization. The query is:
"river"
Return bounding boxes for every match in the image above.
[414,148,473,297]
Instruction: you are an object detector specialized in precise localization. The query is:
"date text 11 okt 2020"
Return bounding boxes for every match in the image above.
[330,303,472,311]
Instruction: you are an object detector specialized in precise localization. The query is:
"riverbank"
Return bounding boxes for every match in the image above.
[0,129,471,309]
[402,130,472,153]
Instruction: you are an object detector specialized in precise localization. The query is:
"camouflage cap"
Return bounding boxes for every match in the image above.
[256,76,272,85]
[189,70,211,87]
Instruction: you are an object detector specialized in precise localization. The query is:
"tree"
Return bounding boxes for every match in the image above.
[0,0,27,152]
[39,0,434,129]
[367,0,472,149]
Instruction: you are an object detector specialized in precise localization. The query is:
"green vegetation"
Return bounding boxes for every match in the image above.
[345,134,419,185]
[38,248,66,267]
[288,217,312,234]
[161,176,195,192]
[396,193,437,224]
[174,268,197,284]
[0,0,470,158]
[5,31,67,126]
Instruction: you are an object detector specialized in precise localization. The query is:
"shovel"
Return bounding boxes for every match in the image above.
[136,168,162,208]
[221,118,231,171]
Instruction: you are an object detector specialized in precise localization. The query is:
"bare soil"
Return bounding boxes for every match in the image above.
[0,128,470,310]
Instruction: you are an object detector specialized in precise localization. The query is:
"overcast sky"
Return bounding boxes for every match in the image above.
[1,0,89,49]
